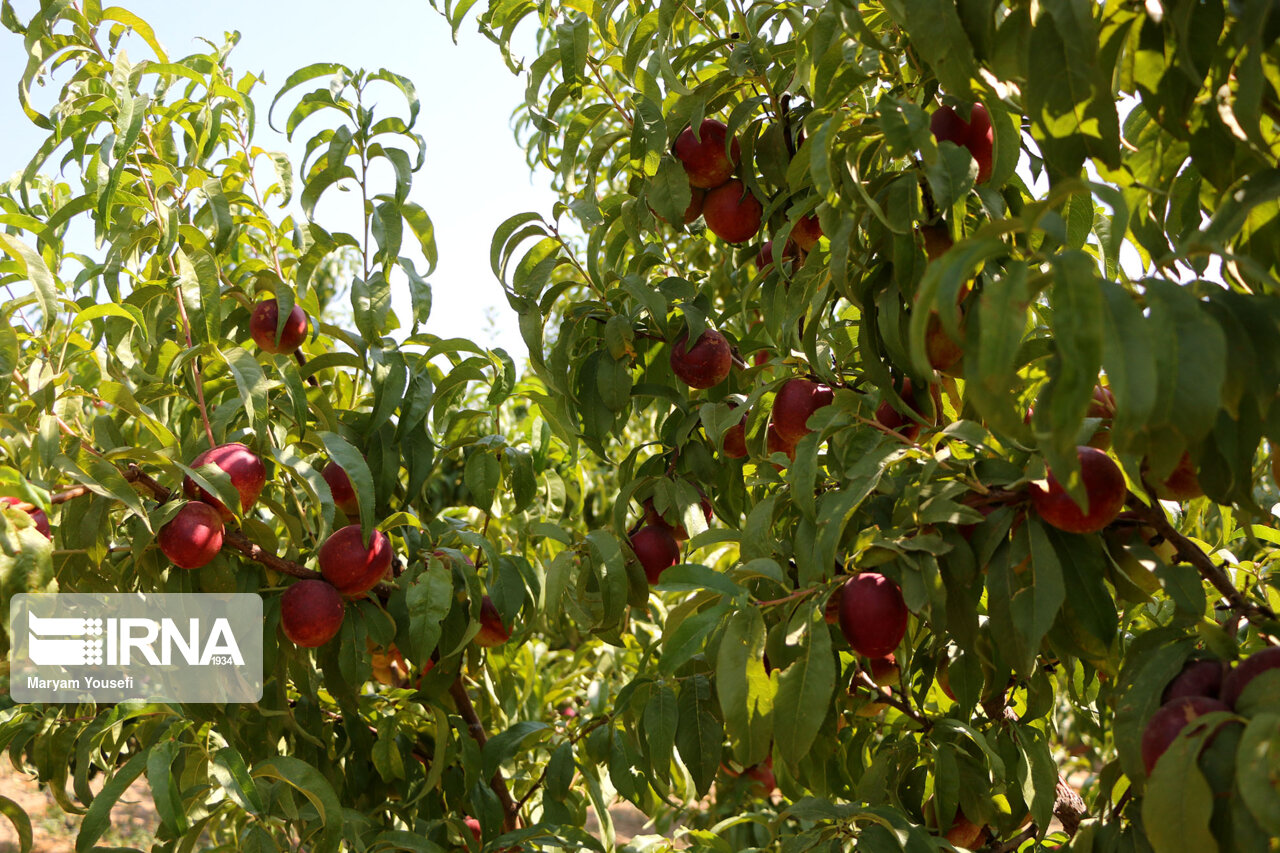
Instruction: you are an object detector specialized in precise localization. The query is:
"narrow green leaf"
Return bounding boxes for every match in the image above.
[1142,730,1219,853]
[76,751,147,853]
[716,606,775,766]
[250,756,341,826]
[1237,713,1280,836]
[675,673,722,798]
[218,345,269,427]
[773,608,835,769]
[643,684,679,773]
[0,795,32,853]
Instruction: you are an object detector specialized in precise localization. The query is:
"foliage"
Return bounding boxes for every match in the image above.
[0,0,1278,852]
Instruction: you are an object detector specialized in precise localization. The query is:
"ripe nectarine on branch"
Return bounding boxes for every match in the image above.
[670,328,733,389]
[249,297,308,354]
[182,442,267,520]
[673,119,740,189]
[158,501,225,569]
[280,578,346,647]
[1030,446,1126,534]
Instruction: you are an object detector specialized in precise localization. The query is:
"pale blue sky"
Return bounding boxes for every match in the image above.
[0,0,557,359]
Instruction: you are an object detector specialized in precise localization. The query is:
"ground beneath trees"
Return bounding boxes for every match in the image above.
[0,763,656,851]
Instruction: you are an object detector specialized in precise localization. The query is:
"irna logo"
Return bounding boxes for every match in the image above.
[26,613,245,667]
[10,593,263,703]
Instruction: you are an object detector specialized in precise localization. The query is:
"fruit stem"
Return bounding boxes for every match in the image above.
[448,678,520,832]
[293,350,320,388]
[852,669,931,730]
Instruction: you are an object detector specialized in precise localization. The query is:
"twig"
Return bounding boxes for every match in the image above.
[586,58,632,126]
[987,823,1037,853]
[755,587,820,608]
[513,713,612,816]
[293,350,320,388]
[123,463,388,590]
[1125,494,1278,628]
[853,670,931,730]
[131,151,216,450]
[449,678,520,832]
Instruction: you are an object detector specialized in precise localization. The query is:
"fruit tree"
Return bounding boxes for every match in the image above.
[1,0,1280,852]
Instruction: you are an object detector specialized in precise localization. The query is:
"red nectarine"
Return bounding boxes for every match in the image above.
[319,524,393,596]
[280,579,345,647]
[1030,446,1126,535]
[182,442,267,521]
[249,298,308,354]
[673,119,740,188]
[158,501,224,570]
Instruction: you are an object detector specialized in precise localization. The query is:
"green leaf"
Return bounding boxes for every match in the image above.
[404,559,452,665]
[351,273,393,341]
[211,746,264,814]
[483,722,549,779]
[0,233,58,332]
[1024,0,1121,174]
[268,62,348,135]
[76,751,147,853]
[202,177,234,255]
[250,756,341,827]
[400,202,438,276]
[1237,713,1280,836]
[773,608,835,770]
[659,600,729,675]
[1015,519,1067,672]
[654,564,743,597]
[1142,727,1219,853]
[219,344,269,428]
[595,354,633,413]
[146,739,189,835]
[892,0,978,97]
[1100,282,1157,449]
[716,606,775,766]
[926,142,977,209]
[370,831,446,853]
[643,684,679,775]
[648,157,693,227]
[1144,280,1227,442]
[1042,250,1105,475]
[464,449,501,513]
[964,261,1030,435]
[319,431,375,533]
[0,795,32,853]
[675,673,722,798]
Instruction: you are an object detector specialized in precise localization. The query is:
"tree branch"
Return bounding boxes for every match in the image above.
[853,670,931,730]
[1126,493,1278,628]
[449,677,520,832]
[1053,774,1086,837]
[987,823,1037,853]
[123,463,385,587]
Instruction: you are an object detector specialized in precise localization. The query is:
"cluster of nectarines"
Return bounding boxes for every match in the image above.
[1141,646,1279,775]
[670,118,762,244]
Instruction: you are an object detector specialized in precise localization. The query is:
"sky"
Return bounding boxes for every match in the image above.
[0,0,557,360]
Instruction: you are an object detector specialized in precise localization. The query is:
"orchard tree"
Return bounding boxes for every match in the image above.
[1,1,1280,853]
[0,2,612,851]
[454,0,1280,849]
